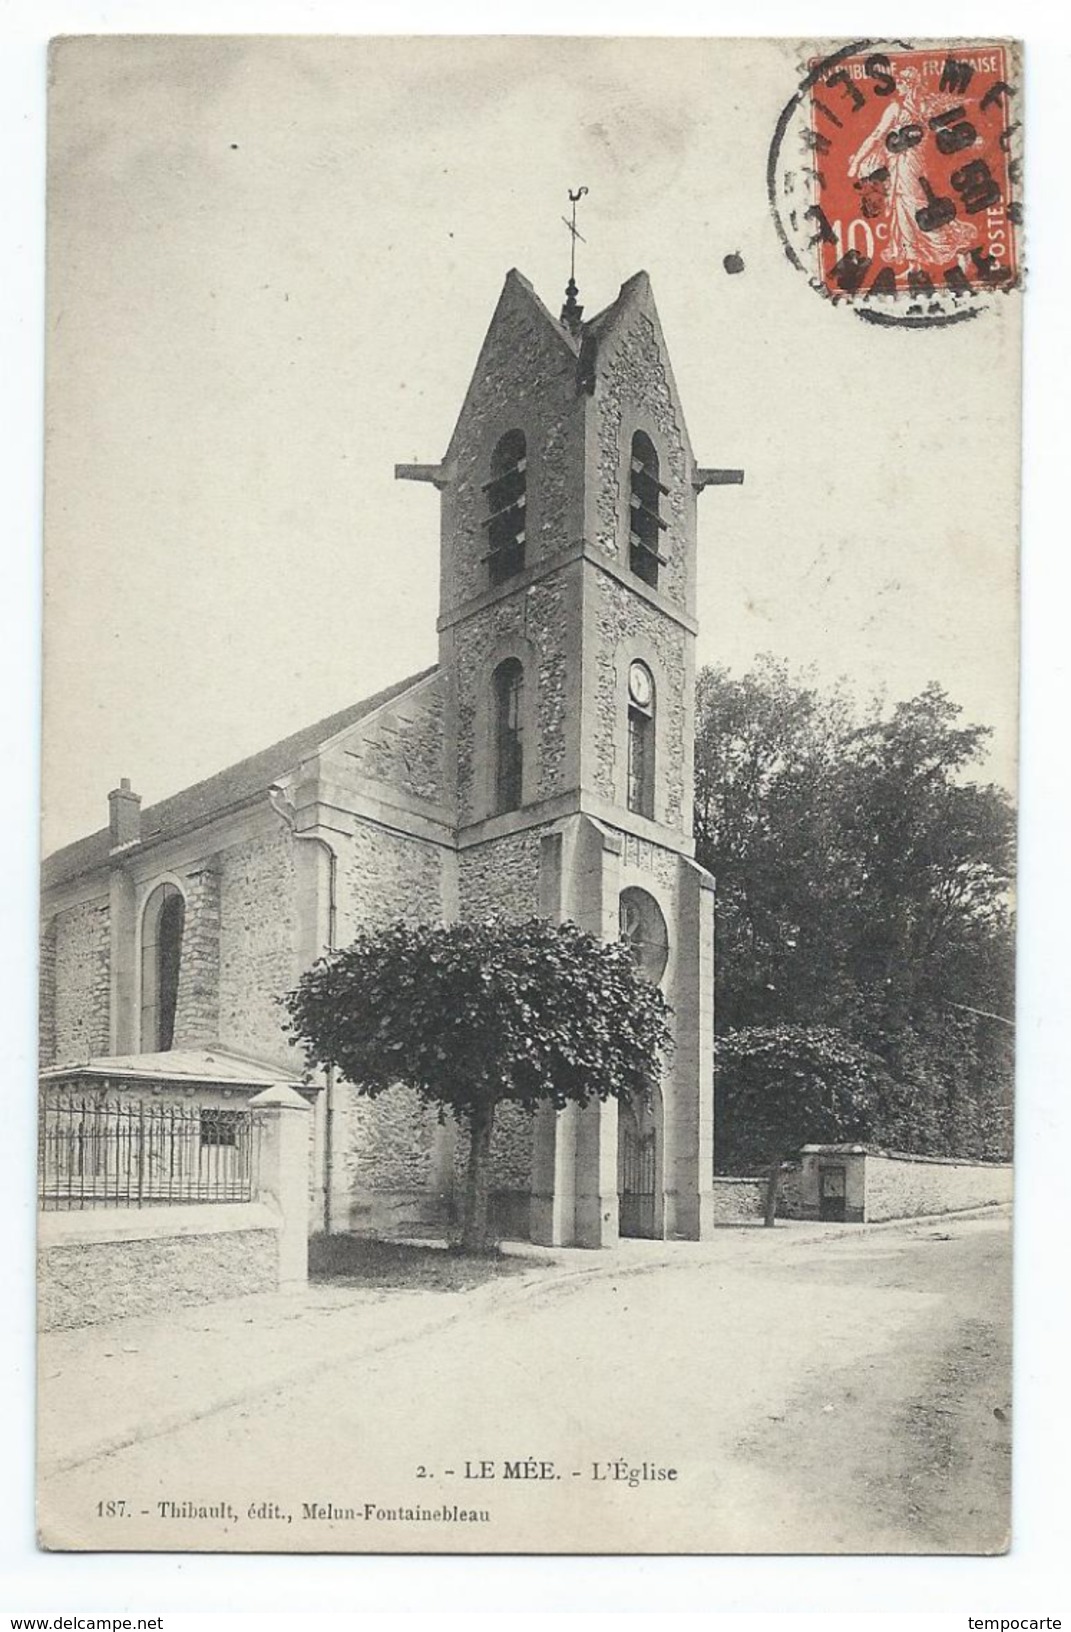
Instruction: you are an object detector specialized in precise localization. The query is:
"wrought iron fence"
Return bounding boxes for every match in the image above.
[38,1094,263,1210]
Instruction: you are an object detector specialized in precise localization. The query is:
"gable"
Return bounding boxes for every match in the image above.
[441,269,580,469]
[312,669,448,811]
[42,666,438,892]
[583,270,696,469]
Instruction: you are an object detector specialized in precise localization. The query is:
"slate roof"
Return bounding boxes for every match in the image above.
[42,665,438,892]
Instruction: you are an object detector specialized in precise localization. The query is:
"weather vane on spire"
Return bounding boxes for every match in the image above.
[560,185,588,333]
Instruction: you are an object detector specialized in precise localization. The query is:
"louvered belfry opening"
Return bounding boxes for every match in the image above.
[484,429,527,586]
[629,431,668,589]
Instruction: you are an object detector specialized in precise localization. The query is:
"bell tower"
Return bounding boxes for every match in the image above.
[396,253,742,1245]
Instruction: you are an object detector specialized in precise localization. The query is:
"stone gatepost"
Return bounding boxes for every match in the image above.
[665,857,715,1239]
[249,1084,313,1292]
[531,816,623,1248]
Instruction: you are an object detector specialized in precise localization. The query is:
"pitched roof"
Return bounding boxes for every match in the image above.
[42,665,438,892]
[40,1048,304,1088]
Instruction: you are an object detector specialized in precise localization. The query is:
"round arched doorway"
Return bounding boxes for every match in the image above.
[618,1087,662,1240]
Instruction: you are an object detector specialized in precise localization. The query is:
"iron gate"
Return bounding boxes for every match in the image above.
[619,1113,657,1238]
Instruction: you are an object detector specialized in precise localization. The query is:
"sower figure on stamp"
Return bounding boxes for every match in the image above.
[846,66,977,272]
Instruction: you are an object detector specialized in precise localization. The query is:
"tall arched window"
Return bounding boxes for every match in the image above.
[141,883,185,1052]
[629,431,668,589]
[627,660,656,819]
[493,658,525,814]
[484,429,527,585]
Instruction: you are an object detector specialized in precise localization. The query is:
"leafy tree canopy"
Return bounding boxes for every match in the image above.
[714,1024,891,1173]
[697,661,1015,1167]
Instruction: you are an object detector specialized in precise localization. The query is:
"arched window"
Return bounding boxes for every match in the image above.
[484,429,527,585]
[629,431,668,589]
[493,658,525,814]
[141,883,185,1052]
[619,887,669,984]
[627,660,656,819]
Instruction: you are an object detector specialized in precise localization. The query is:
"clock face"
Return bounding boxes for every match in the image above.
[628,662,653,709]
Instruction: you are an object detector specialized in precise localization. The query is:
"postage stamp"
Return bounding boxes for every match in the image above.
[769,40,1023,326]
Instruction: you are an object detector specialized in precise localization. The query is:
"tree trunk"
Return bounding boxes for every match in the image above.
[763,1152,782,1228]
[459,1099,497,1254]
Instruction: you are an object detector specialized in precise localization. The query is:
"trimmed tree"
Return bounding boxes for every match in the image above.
[284,916,673,1253]
[714,1024,892,1225]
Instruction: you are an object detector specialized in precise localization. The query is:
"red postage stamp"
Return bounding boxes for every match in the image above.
[805,44,1020,306]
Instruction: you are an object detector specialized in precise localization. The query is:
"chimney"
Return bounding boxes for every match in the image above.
[108,777,141,850]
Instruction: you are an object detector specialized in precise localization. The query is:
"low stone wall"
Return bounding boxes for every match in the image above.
[38,1204,280,1330]
[717,1151,1013,1227]
[863,1151,1013,1221]
[710,1176,766,1223]
[37,1083,313,1328]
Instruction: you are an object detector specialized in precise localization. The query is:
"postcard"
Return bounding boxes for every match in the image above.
[37,35,1021,1554]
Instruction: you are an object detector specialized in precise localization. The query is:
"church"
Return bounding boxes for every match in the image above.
[39,260,741,1248]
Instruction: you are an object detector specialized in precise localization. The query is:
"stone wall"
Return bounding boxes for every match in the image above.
[343,674,446,805]
[776,1149,1013,1222]
[710,1176,766,1223]
[38,1223,278,1330]
[331,1088,453,1236]
[217,829,297,1065]
[458,828,545,922]
[38,1086,312,1326]
[525,576,570,801]
[172,861,222,1050]
[341,820,446,934]
[52,897,110,1064]
[864,1152,1013,1221]
[39,915,58,1066]
[336,1085,438,1197]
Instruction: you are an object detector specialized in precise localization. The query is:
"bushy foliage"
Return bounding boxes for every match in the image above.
[714,1024,892,1172]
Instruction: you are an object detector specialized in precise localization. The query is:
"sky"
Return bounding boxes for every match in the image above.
[42,35,1021,853]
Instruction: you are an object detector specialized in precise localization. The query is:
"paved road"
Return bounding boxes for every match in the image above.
[39,1215,1011,1554]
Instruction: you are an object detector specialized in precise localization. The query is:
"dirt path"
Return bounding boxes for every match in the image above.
[720,1219,1012,1552]
[38,1215,1011,1554]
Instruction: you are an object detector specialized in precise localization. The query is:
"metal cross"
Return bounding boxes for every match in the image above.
[561,186,588,285]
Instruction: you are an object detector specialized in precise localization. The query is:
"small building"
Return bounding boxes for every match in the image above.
[40,264,742,1246]
[782,1145,1013,1224]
